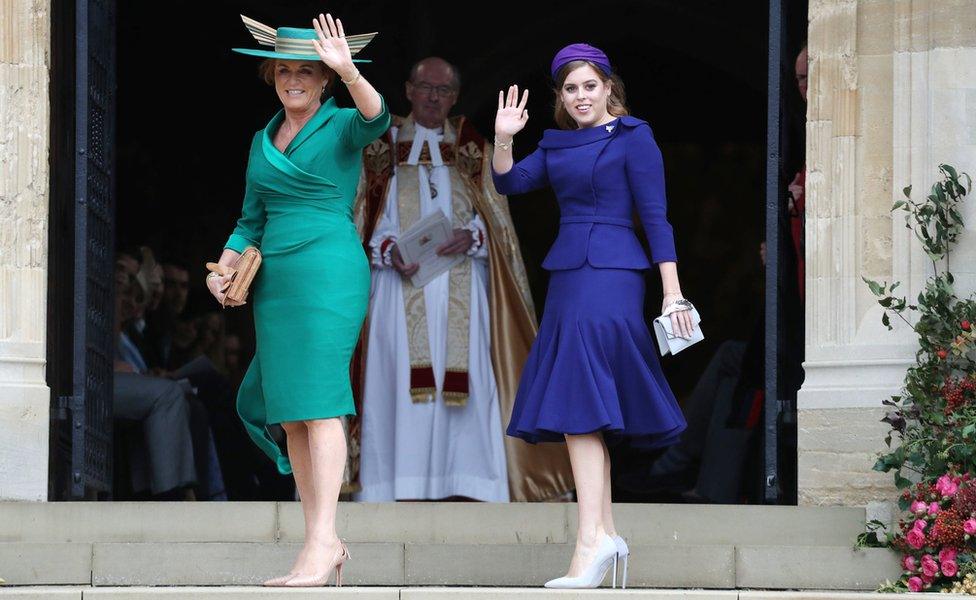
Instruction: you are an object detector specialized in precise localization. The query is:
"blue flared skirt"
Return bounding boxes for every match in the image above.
[507,264,686,449]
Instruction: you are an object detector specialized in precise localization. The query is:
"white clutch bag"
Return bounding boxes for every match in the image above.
[653,307,704,356]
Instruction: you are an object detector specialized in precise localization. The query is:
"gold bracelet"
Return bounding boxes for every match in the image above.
[494,136,513,151]
[342,69,362,86]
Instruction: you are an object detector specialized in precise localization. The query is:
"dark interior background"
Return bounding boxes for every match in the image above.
[114,1,811,505]
[115,0,810,403]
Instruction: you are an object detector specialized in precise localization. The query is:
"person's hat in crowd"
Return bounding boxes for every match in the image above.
[232,15,376,62]
[551,43,612,79]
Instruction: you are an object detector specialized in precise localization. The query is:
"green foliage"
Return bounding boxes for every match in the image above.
[855,520,893,549]
[866,164,976,486]
[892,164,972,261]
[876,579,906,593]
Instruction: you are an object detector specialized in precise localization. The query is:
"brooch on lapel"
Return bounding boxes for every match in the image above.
[605,124,615,133]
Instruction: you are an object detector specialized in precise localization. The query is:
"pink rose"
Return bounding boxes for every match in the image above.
[937,475,960,497]
[928,502,941,515]
[942,559,959,577]
[921,555,939,578]
[903,555,917,571]
[964,519,976,535]
[913,518,927,531]
[906,527,926,549]
[912,500,928,514]
[940,548,959,563]
[908,576,924,592]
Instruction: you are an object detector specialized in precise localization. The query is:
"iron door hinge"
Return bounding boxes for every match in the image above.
[53,396,74,420]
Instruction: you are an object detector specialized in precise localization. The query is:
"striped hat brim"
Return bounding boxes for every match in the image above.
[231,47,372,63]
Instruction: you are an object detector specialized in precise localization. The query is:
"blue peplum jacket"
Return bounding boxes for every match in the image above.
[491,115,677,271]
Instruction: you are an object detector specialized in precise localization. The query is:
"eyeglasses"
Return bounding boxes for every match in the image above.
[411,82,457,98]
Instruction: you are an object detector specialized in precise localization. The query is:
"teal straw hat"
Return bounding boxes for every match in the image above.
[232,15,375,63]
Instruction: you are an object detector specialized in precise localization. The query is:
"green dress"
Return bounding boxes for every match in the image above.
[225,97,391,474]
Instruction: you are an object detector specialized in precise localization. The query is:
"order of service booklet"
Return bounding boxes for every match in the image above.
[397,210,464,288]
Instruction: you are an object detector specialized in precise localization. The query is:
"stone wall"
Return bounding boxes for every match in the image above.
[0,0,51,501]
[799,0,976,505]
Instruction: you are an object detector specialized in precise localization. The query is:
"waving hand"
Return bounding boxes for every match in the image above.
[311,13,356,80]
[495,85,529,139]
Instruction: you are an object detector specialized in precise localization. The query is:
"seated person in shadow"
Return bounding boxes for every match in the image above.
[133,249,295,500]
[116,252,227,500]
[113,260,198,499]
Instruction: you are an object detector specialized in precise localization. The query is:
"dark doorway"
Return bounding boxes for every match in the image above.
[49,0,808,502]
[116,0,770,395]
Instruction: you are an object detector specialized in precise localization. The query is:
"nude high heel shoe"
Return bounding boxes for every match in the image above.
[544,534,618,589]
[612,535,630,589]
[262,573,296,587]
[283,542,351,588]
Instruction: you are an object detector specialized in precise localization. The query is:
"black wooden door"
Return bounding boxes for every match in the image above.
[764,0,807,504]
[71,0,117,499]
[49,0,117,500]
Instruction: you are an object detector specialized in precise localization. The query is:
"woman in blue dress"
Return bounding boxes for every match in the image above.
[492,43,696,589]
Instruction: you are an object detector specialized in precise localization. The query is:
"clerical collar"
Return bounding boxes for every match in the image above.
[414,122,444,136]
[408,122,445,166]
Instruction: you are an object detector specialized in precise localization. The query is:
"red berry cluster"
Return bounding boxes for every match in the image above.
[934,507,966,547]
[941,378,976,415]
[954,483,976,515]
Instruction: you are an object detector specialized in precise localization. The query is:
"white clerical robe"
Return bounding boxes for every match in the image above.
[354,122,510,502]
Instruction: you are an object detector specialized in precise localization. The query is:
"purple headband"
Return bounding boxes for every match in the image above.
[550,43,612,79]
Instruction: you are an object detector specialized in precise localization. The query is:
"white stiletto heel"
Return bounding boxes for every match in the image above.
[544,535,618,589]
[612,535,630,589]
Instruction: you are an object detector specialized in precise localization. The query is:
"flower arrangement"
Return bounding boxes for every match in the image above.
[888,474,974,591]
[857,165,976,592]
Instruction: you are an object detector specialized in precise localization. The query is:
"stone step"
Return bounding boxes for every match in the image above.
[0,542,92,585]
[0,589,922,600]
[0,502,865,546]
[0,542,901,589]
[405,542,736,588]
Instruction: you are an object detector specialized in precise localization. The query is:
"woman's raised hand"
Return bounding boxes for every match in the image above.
[495,85,529,140]
[312,13,356,80]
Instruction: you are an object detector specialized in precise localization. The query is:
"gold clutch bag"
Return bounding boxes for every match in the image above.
[206,246,262,307]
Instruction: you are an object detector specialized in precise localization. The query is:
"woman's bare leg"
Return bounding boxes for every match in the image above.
[601,441,618,538]
[289,417,346,577]
[564,432,609,577]
[264,420,316,584]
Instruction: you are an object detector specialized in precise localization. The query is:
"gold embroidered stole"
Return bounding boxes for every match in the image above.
[395,120,472,406]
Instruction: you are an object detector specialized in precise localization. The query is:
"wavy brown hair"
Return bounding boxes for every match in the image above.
[552,60,629,130]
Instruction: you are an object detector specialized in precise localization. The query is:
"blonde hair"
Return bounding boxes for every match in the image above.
[258,59,336,99]
[552,60,629,130]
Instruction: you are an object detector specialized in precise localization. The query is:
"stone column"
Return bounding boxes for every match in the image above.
[0,0,51,501]
[799,0,976,506]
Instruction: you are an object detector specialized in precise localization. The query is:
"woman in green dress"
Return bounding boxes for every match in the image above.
[207,13,390,587]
